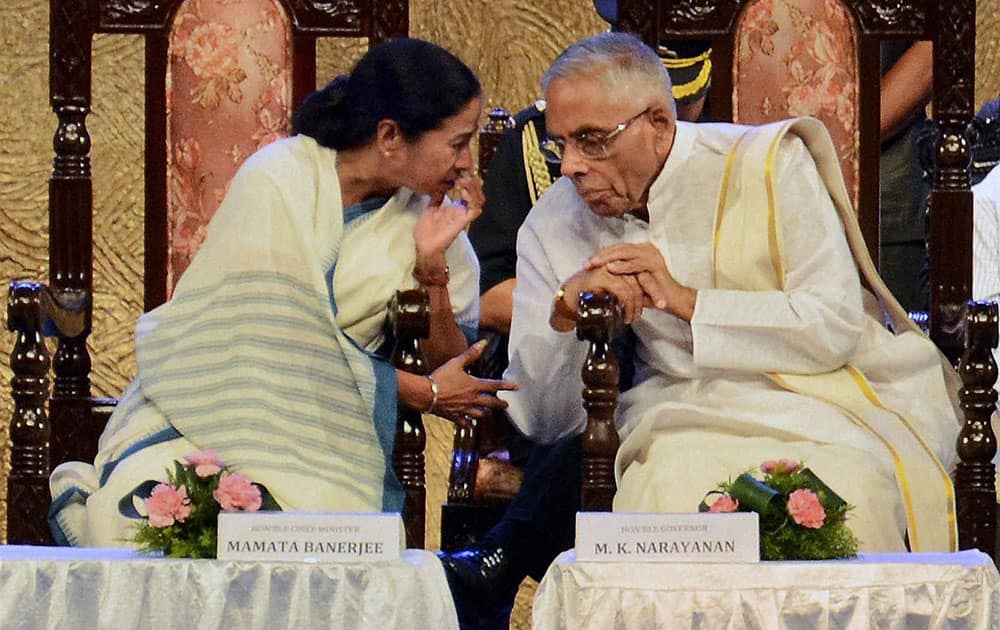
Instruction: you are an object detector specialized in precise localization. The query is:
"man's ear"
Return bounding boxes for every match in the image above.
[648,105,676,148]
[648,105,675,131]
[375,119,404,157]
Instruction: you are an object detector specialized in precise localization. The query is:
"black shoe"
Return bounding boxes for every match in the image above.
[437,544,522,630]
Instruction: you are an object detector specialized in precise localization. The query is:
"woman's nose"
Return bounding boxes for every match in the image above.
[456,145,473,170]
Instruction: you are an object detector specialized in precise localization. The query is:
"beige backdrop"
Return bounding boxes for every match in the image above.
[1,1,998,626]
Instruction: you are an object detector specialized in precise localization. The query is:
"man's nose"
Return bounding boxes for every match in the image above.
[560,144,588,177]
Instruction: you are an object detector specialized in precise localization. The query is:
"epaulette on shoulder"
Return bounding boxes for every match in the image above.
[513,99,546,126]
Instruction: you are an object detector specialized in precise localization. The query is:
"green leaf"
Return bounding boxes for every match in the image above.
[796,468,847,511]
[728,473,785,519]
[257,485,283,511]
[173,460,187,485]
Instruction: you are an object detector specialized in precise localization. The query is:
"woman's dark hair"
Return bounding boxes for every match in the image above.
[292,38,481,150]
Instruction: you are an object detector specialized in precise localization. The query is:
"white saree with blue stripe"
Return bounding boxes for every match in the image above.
[49,135,479,546]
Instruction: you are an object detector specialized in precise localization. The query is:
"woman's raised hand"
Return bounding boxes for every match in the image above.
[429,340,518,421]
[414,173,483,265]
[457,172,485,219]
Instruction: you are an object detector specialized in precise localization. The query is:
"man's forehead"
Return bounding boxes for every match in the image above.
[544,77,630,135]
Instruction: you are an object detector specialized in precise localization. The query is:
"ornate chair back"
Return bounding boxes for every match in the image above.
[571,0,997,560]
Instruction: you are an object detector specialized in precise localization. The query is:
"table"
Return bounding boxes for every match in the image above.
[533,550,1000,629]
[0,545,458,629]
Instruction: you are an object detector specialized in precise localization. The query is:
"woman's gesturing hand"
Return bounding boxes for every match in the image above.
[430,340,518,421]
[414,174,484,264]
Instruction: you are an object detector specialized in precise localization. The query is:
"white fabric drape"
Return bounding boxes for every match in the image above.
[533,550,1000,630]
[0,546,459,630]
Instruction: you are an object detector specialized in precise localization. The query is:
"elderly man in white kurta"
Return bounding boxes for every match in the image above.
[503,32,962,552]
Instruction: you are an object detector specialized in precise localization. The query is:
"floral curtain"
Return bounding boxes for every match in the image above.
[166,0,292,292]
[734,0,859,208]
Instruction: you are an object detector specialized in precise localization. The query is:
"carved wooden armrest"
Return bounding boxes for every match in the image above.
[389,288,430,374]
[8,280,94,398]
[8,280,87,341]
[7,282,64,479]
[447,410,485,504]
[7,280,91,544]
[446,331,511,505]
[955,300,998,558]
[388,288,430,549]
[7,280,91,470]
[576,292,623,512]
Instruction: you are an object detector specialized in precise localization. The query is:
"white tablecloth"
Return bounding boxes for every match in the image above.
[0,545,458,630]
[533,550,1000,629]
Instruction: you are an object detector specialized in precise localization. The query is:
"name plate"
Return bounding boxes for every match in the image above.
[576,512,760,563]
[217,512,404,562]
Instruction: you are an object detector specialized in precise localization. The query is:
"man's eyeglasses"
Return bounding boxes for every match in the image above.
[540,107,651,164]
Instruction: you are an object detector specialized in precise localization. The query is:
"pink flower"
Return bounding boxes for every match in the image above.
[145,483,191,528]
[709,495,740,513]
[787,489,826,528]
[184,449,223,477]
[761,459,801,474]
[214,473,263,512]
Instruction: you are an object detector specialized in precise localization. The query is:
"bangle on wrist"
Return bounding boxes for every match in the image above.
[425,374,440,414]
[413,264,450,287]
[553,285,577,320]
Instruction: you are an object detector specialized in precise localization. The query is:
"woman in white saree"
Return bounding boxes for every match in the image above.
[50,38,516,547]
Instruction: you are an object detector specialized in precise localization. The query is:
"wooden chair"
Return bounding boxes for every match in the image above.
[571,0,998,561]
[3,0,436,548]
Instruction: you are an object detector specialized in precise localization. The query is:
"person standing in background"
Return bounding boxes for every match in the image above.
[879,41,933,312]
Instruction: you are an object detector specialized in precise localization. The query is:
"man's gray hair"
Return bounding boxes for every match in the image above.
[540,32,673,101]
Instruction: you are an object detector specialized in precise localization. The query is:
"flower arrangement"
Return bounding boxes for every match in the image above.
[132,450,279,558]
[699,459,860,560]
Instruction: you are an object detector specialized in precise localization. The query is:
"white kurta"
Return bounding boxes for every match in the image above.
[504,121,959,552]
[974,166,1000,317]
